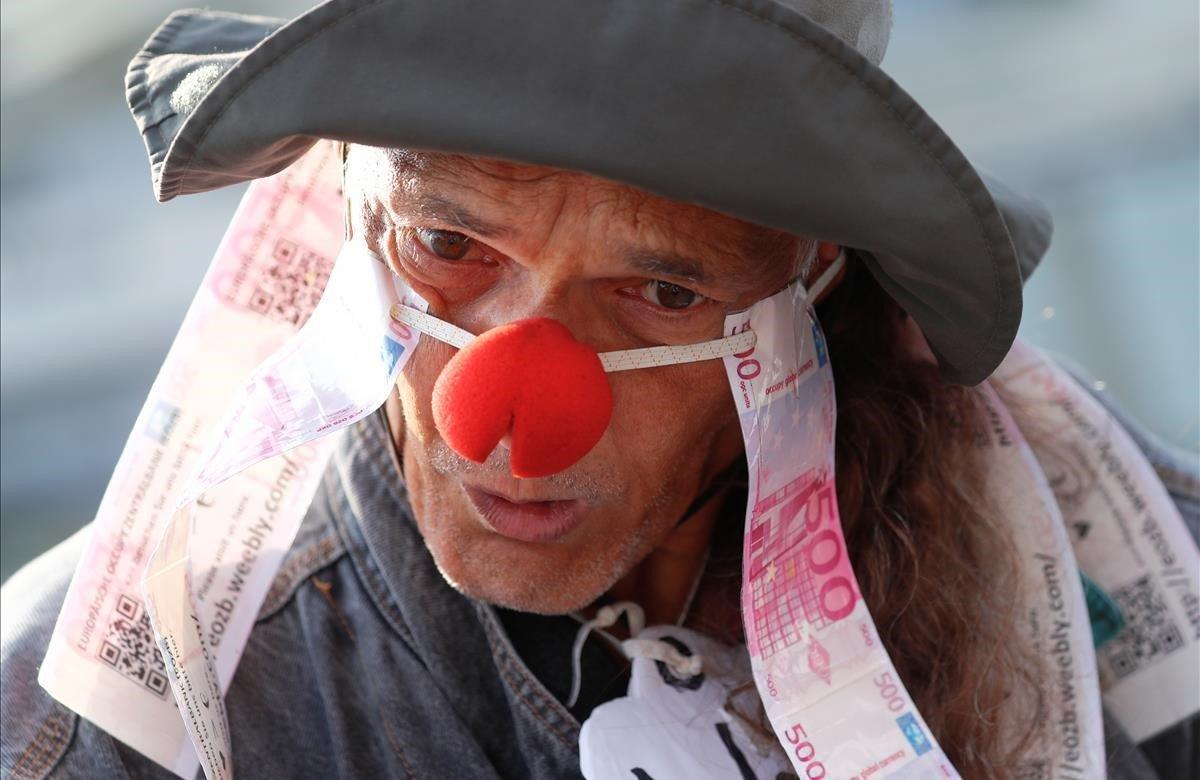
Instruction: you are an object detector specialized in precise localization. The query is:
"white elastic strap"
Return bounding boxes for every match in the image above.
[566,601,645,708]
[598,331,756,372]
[390,303,757,373]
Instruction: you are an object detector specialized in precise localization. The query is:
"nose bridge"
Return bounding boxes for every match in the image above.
[472,185,617,344]
[477,270,607,348]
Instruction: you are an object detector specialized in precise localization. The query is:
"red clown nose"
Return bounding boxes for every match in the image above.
[431,318,613,479]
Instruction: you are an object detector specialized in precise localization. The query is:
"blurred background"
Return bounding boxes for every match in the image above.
[2,0,1197,582]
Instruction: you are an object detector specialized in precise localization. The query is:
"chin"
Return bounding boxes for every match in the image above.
[418,509,634,615]
[445,569,599,615]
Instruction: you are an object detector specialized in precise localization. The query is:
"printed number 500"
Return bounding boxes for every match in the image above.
[731,322,761,380]
[874,671,906,713]
[783,723,827,779]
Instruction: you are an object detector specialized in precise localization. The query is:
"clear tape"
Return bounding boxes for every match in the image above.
[389,305,473,349]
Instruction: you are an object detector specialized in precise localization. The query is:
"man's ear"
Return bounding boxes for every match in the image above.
[808,241,847,304]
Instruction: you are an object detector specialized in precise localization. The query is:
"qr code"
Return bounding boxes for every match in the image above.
[1015,759,1049,780]
[1102,575,1185,679]
[241,239,331,326]
[98,593,170,699]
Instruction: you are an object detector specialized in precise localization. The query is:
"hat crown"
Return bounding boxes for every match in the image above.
[775,0,893,65]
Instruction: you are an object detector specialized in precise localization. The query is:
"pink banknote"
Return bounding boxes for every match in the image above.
[722,280,959,779]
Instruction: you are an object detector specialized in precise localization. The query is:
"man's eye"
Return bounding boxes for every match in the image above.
[415,228,474,260]
[642,280,705,310]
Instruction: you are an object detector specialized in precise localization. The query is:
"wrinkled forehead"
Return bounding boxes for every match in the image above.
[344,144,809,286]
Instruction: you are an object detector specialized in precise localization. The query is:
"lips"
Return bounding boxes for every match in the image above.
[462,484,585,543]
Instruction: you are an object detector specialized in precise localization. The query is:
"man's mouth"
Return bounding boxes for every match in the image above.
[462,484,585,543]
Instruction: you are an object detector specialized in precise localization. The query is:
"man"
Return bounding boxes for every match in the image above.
[2,1,1197,778]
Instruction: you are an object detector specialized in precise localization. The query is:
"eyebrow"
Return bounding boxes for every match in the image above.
[622,250,713,285]
[393,190,722,286]
[398,193,509,239]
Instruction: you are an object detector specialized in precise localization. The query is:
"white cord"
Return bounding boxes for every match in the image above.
[620,638,703,678]
[675,545,710,627]
[566,602,645,708]
[566,600,710,710]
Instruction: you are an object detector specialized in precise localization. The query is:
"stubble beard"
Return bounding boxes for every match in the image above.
[411,438,674,615]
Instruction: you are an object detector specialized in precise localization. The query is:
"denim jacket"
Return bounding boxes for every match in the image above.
[3,377,1197,779]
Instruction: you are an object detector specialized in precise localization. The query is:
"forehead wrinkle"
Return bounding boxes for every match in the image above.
[631,225,766,292]
[385,147,565,188]
[597,187,760,288]
[373,149,568,238]
[460,154,565,184]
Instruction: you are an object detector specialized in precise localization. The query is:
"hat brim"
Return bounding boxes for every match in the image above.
[126,0,1051,385]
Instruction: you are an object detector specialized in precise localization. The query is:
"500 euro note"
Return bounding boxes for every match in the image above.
[37,142,356,777]
[722,280,958,780]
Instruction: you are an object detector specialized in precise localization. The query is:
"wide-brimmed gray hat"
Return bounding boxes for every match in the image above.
[126,0,1052,385]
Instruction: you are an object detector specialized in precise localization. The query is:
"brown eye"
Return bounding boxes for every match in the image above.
[416,228,473,260]
[644,280,703,310]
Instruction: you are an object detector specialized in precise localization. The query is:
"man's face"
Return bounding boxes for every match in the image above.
[347,147,805,613]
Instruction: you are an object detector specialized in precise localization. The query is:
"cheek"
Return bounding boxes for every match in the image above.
[604,361,735,482]
[395,338,458,444]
